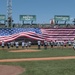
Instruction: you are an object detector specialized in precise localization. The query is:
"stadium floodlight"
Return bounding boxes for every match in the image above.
[7,0,13,28]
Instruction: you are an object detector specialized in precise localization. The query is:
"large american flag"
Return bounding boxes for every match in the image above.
[0,28,44,43]
[0,28,75,43]
[41,28,75,41]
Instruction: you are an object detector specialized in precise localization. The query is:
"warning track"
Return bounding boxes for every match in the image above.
[0,56,75,62]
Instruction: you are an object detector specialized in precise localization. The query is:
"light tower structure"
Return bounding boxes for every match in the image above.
[7,0,13,27]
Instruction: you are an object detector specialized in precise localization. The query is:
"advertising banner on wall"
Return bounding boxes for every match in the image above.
[54,15,70,21]
[0,15,6,21]
[20,15,36,21]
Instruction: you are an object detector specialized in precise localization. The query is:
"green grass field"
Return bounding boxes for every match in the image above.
[0,46,75,75]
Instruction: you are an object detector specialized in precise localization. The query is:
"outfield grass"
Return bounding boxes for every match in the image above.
[0,47,75,59]
[0,47,75,75]
[0,60,75,75]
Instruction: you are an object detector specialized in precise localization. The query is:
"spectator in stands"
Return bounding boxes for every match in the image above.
[37,40,41,49]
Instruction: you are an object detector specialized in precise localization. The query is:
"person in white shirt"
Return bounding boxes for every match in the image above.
[73,38,75,50]
[73,42,75,50]
[1,41,5,48]
[15,41,19,48]
[22,41,25,48]
[11,41,14,47]
[25,42,28,49]
[68,39,71,46]
[44,40,48,49]
[37,40,41,49]
[28,41,31,47]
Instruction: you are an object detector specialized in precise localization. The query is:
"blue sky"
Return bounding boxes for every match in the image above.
[0,0,75,24]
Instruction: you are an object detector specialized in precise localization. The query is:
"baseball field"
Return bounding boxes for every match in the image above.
[0,45,75,75]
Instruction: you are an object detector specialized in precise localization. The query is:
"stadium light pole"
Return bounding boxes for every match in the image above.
[7,0,13,28]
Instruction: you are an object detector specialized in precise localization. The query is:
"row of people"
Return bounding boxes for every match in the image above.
[1,41,32,49]
[37,40,49,49]
[37,40,74,49]
[0,40,74,49]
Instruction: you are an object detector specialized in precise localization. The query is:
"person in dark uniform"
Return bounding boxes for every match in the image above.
[50,40,53,48]
[7,42,10,49]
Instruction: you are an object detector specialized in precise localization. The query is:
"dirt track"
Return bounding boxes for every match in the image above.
[0,65,25,75]
[1,50,75,62]
[0,56,75,63]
